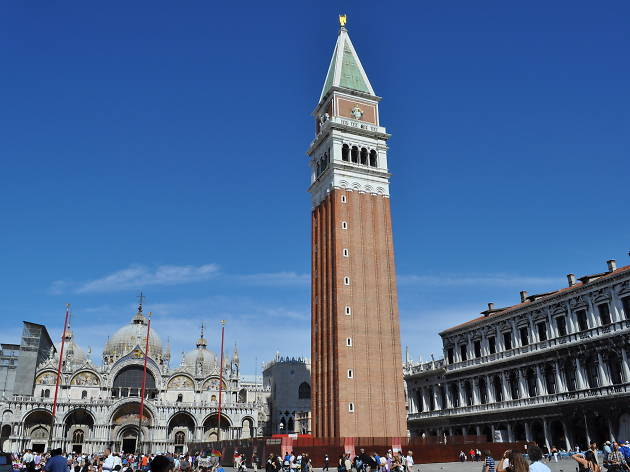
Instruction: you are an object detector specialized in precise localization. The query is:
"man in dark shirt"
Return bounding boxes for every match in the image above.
[44,449,68,472]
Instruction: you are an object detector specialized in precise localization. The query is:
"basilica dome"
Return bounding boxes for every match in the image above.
[55,328,88,367]
[181,330,227,376]
[103,309,162,362]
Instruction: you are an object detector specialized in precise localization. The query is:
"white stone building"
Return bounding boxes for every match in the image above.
[0,305,270,454]
[405,259,630,449]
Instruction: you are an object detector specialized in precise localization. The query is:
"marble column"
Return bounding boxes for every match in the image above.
[487,375,496,403]
[608,417,617,442]
[543,418,551,452]
[433,386,441,410]
[561,420,572,451]
[458,381,466,407]
[554,360,565,393]
[518,369,528,398]
[575,357,587,390]
[473,379,481,405]
[525,422,532,442]
[445,383,453,409]
[501,372,510,401]
[622,348,630,382]
[536,365,546,396]
[598,351,611,386]
[584,413,591,444]
[422,387,429,412]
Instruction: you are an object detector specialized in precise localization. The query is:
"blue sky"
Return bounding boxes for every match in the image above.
[1,1,628,375]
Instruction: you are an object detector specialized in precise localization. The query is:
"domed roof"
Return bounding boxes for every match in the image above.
[181,327,226,376]
[103,308,162,362]
[56,328,88,367]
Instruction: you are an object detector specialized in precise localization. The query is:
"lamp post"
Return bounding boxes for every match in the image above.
[137,311,152,454]
[217,320,225,442]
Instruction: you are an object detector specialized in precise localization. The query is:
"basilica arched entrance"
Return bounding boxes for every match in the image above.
[64,409,94,454]
[111,402,152,454]
[202,413,230,441]
[23,409,53,453]
[167,412,196,454]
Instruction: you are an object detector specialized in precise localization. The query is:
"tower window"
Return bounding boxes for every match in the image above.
[345,306,352,315]
[343,248,349,257]
[347,369,353,379]
[346,337,352,347]
[351,146,359,163]
[344,276,350,285]
[177,394,183,402]
[341,195,347,203]
[348,402,355,412]
[341,221,348,230]
[342,144,349,161]
[369,150,378,167]
[360,148,368,165]
[598,303,611,325]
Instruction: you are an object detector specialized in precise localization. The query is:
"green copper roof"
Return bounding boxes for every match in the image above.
[339,42,369,92]
[319,28,375,102]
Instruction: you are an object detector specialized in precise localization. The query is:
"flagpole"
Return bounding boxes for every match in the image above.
[49,304,70,451]
[137,311,152,454]
[217,320,225,443]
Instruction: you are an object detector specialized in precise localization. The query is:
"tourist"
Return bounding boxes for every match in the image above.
[572,451,600,472]
[458,451,466,463]
[527,446,550,472]
[149,457,172,472]
[607,443,627,472]
[469,450,476,462]
[44,450,68,472]
[496,450,511,472]
[323,455,329,472]
[482,451,495,472]
[404,452,413,472]
[604,442,612,462]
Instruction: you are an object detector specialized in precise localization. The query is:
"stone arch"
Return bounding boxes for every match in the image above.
[112,364,158,398]
[23,409,53,450]
[167,374,195,390]
[69,370,101,387]
[202,413,231,440]
[298,382,311,399]
[168,411,196,446]
[241,416,255,439]
[110,400,153,427]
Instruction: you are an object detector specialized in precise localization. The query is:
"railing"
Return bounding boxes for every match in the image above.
[404,359,446,376]
[447,319,630,372]
[9,396,261,409]
[408,382,630,420]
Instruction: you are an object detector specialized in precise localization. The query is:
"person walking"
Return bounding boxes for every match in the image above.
[482,451,495,472]
[528,446,550,472]
[323,455,329,472]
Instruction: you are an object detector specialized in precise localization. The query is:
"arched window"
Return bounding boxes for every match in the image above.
[479,378,488,404]
[493,375,503,402]
[298,382,311,399]
[174,431,185,445]
[607,351,623,385]
[287,417,294,432]
[342,144,349,161]
[40,390,45,398]
[449,383,459,408]
[369,150,377,167]
[72,429,84,444]
[509,372,520,399]
[464,381,473,406]
[81,390,87,400]
[526,369,537,397]
[351,146,359,163]
[176,394,183,403]
[44,389,50,398]
[564,359,577,391]
[544,364,556,394]
[360,148,368,165]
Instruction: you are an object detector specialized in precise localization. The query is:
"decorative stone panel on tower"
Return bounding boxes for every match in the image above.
[308,21,407,438]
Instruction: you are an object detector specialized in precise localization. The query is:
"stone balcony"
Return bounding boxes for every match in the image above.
[408,381,630,421]
[447,319,630,373]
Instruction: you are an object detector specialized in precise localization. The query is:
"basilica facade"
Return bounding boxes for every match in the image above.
[0,305,270,454]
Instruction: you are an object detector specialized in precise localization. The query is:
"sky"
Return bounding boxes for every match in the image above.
[1,1,628,375]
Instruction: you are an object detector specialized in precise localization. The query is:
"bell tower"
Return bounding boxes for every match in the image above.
[309,17,407,438]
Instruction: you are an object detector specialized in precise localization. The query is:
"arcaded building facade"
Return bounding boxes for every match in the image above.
[0,305,270,454]
[405,260,630,450]
[309,21,407,438]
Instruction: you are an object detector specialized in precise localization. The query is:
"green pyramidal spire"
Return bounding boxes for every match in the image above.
[319,25,375,103]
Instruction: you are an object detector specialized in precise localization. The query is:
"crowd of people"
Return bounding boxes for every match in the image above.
[6,440,630,472]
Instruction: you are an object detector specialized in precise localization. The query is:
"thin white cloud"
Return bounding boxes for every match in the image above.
[50,266,309,294]
[67,264,220,293]
[398,273,562,288]
[234,272,309,287]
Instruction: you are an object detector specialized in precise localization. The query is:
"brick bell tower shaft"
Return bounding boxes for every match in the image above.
[308,18,407,438]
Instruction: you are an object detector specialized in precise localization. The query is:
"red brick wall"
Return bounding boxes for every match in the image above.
[312,189,406,438]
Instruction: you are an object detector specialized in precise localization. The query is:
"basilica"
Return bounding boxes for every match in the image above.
[0,303,270,454]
